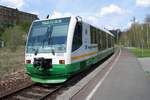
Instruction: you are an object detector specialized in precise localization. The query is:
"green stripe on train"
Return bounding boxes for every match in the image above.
[25,48,114,83]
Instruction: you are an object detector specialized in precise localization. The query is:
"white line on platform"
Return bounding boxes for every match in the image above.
[85,49,121,100]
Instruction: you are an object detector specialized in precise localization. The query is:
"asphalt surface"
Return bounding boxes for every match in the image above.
[72,48,150,100]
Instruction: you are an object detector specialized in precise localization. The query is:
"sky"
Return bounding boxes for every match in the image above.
[0,0,150,30]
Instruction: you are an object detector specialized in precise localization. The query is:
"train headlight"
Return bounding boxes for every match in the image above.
[26,60,31,64]
[59,60,65,64]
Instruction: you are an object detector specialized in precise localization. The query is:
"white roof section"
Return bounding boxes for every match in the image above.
[32,16,115,37]
[102,28,115,37]
[32,16,71,22]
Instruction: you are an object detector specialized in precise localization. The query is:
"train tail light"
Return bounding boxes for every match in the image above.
[59,60,65,64]
[26,60,31,64]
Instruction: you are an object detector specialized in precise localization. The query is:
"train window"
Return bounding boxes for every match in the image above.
[97,30,101,51]
[99,30,103,50]
[102,31,107,50]
[95,28,98,43]
[94,28,97,43]
[110,36,112,47]
[101,31,103,50]
[72,22,82,51]
[112,37,114,47]
[90,26,97,44]
[111,36,113,47]
[105,32,108,49]
[106,33,108,48]
[108,35,111,48]
[90,26,94,43]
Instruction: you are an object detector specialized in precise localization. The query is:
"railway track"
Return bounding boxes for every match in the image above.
[1,83,63,100]
[1,53,116,100]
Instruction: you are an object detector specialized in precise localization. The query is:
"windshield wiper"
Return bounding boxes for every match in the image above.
[47,26,55,55]
[41,26,53,48]
[34,48,38,56]
[47,26,53,45]
[52,48,55,55]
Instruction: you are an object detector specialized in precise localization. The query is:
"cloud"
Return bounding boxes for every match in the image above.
[85,16,99,26]
[136,0,150,7]
[96,4,123,17]
[48,11,99,26]
[126,22,132,28]
[29,11,39,15]
[45,10,131,30]
[0,0,24,8]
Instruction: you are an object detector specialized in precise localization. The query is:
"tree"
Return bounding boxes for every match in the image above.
[21,21,32,33]
[145,15,150,23]
[0,26,5,39]
[121,15,150,48]
[0,28,3,39]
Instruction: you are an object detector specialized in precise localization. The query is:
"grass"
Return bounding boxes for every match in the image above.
[128,47,150,57]
[0,46,25,80]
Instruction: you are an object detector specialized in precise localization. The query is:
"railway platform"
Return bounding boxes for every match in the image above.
[71,48,150,100]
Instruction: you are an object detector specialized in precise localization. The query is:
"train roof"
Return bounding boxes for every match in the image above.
[79,18,115,37]
[33,16,115,37]
[33,16,71,22]
[102,28,115,37]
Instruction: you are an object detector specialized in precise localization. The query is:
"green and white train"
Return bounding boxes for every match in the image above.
[25,16,115,83]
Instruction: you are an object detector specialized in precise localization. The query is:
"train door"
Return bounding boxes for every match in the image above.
[72,22,82,52]
[82,23,90,51]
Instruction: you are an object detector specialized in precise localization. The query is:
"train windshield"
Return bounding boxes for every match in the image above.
[26,17,70,53]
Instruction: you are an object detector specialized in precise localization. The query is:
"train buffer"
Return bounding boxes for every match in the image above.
[70,48,150,100]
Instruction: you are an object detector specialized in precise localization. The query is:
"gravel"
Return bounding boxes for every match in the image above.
[0,71,33,98]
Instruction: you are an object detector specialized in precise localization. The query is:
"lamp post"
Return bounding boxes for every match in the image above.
[142,39,144,57]
[131,17,136,47]
[146,23,150,48]
[116,29,120,44]
[141,25,144,56]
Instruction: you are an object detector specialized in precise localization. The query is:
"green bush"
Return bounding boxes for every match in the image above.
[129,48,150,57]
[21,21,31,33]
[2,26,26,52]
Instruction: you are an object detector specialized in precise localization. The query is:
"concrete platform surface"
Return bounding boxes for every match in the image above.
[71,48,150,100]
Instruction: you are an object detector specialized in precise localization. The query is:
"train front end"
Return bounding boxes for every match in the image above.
[25,17,73,83]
